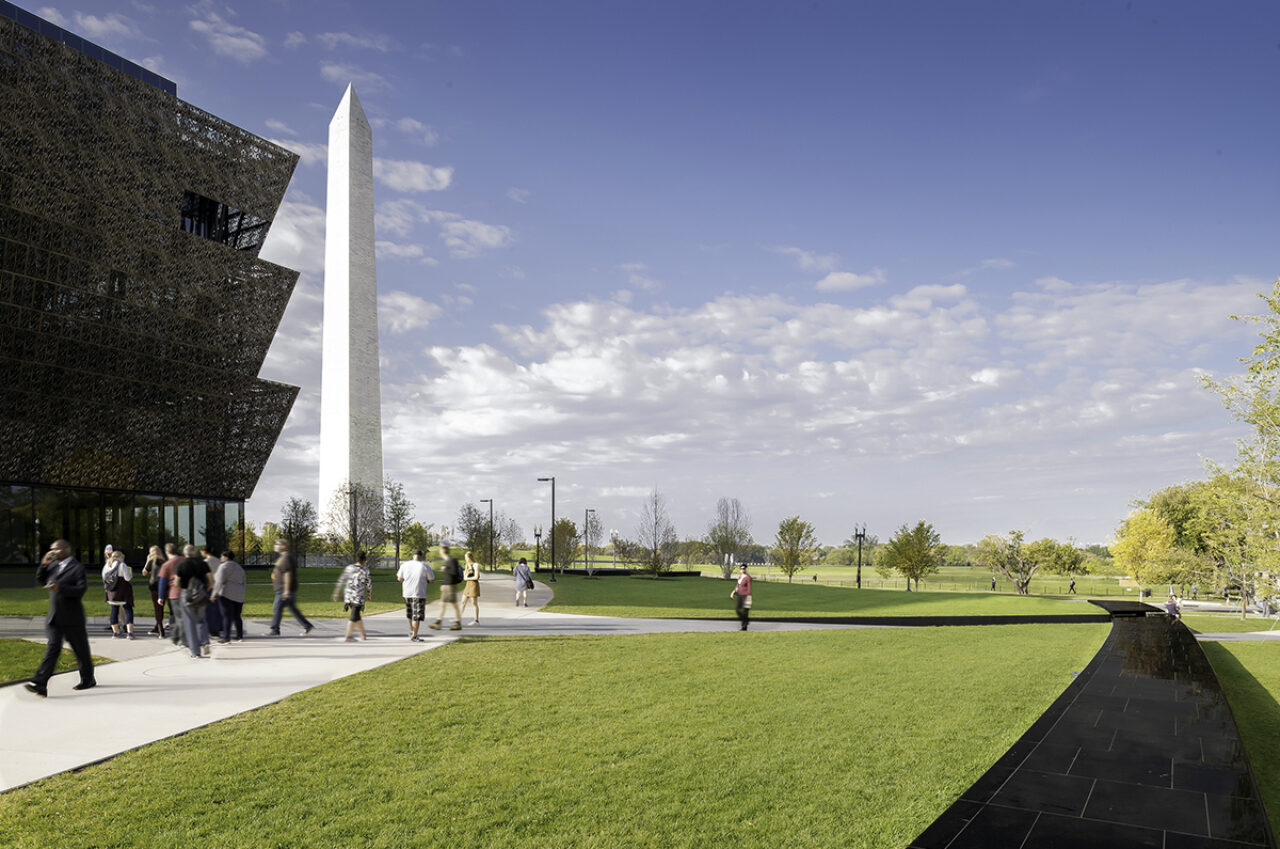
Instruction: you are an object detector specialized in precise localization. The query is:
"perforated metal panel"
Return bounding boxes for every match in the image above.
[0,15,300,500]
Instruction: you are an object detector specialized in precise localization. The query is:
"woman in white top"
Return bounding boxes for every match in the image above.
[103,549,135,639]
[461,551,482,625]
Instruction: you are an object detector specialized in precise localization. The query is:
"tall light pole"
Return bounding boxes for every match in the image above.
[854,524,867,589]
[534,526,542,573]
[479,498,494,572]
[584,507,596,572]
[611,529,618,570]
[537,476,556,582]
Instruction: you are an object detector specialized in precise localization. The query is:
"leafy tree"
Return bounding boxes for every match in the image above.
[383,478,414,564]
[1111,509,1176,589]
[635,488,678,578]
[549,517,580,572]
[324,480,385,559]
[1030,538,1088,577]
[456,503,492,563]
[228,517,261,555]
[882,520,942,591]
[773,516,819,583]
[705,496,753,579]
[976,532,1085,595]
[259,521,280,553]
[403,521,436,560]
[280,497,318,556]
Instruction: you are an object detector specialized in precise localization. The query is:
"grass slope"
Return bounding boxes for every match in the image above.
[541,574,1095,619]
[0,624,1106,848]
[0,638,111,682]
[1201,642,1280,829]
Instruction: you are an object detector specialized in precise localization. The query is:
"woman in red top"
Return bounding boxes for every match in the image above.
[731,564,752,631]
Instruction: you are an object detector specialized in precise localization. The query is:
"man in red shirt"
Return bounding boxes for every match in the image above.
[157,542,182,641]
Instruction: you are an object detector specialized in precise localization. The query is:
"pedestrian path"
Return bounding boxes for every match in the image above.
[0,573,852,792]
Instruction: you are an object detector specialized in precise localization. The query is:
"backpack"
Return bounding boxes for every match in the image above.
[103,564,119,592]
[183,575,210,609]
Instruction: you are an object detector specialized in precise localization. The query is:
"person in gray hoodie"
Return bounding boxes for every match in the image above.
[211,550,247,643]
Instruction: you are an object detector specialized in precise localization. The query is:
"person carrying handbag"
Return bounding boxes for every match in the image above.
[731,564,752,631]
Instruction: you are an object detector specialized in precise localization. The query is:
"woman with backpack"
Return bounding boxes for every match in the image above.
[176,545,214,658]
[103,548,135,639]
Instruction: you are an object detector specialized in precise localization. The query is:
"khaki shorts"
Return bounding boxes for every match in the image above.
[439,584,458,603]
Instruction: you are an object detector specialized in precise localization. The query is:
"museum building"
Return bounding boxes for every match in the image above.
[0,3,300,567]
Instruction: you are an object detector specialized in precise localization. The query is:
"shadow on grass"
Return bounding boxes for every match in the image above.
[1201,642,1280,834]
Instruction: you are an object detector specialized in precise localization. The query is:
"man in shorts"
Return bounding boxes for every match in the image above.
[397,549,434,642]
[431,544,464,631]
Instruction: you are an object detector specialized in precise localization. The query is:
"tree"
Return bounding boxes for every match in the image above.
[1030,537,1089,577]
[325,480,385,559]
[497,516,523,567]
[228,517,261,555]
[280,497,318,558]
[705,496,753,579]
[259,521,280,554]
[456,503,490,562]
[881,520,942,591]
[583,511,603,575]
[383,478,414,564]
[403,521,436,559]
[635,488,678,578]
[772,516,819,583]
[975,531,1082,595]
[549,517,579,573]
[1111,509,1177,589]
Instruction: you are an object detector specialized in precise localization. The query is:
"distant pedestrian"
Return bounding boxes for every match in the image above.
[1068,578,1076,595]
[397,549,434,641]
[1192,584,1199,601]
[334,551,373,642]
[176,545,213,658]
[991,576,996,592]
[461,551,481,625]
[431,544,464,631]
[269,539,313,636]
[1165,594,1182,622]
[212,550,246,643]
[103,549,135,639]
[513,557,534,607]
[25,539,95,697]
[141,545,165,636]
[731,564,752,631]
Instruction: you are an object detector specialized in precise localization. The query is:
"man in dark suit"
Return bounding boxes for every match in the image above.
[25,539,95,697]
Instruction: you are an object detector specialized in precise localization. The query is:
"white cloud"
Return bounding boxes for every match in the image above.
[621,263,661,292]
[267,138,327,165]
[265,119,296,136]
[318,32,393,52]
[188,11,268,65]
[380,291,441,334]
[982,257,1015,270]
[259,198,326,274]
[774,245,839,273]
[439,218,512,258]
[320,62,387,91]
[283,31,306,48]
[395,117,439,146]
[375,240,426,260]
[372,158,453,192]
[815,268,886,291]
[507,187,531,204]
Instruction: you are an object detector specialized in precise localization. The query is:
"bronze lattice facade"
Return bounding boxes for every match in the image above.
[0,6,300,564]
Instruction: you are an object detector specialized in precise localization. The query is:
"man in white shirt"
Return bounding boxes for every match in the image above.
[396,549,435,642]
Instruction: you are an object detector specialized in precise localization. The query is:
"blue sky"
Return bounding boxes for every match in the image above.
[30,1,1280,547]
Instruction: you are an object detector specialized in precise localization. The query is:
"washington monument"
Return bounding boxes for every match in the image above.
[319,84,383,516]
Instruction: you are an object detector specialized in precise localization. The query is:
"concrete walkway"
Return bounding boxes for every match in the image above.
[0,573,852,792]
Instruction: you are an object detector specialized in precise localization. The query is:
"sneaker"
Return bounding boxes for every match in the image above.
[428,621,441,630]
[216,638,230,645]
[233,637,244,643]
[344,636,356,643]
[268,630,280,636]
[302,625,314,635]
[24,682,47,697]
[450,622,462,631]
[111,631,122,639]
[126,634,134,641]
[472,618,479,625]
[201,644,211,657]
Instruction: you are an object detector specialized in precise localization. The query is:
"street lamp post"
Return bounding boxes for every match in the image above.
[534,526,542,572]
[537,476,556,582]
[854,524,867,589]
[611,529,618,570]
[584,508,596,572]
[479,499,494,572]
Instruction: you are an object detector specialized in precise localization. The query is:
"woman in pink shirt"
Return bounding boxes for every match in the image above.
[731,564,752,631]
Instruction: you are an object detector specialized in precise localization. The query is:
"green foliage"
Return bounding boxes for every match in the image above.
[772,515,819,583]
[279,497,318,554]
[402,521,436,557]
[882,520,943,590]
[549,517,580,572]
[382,479,414,562]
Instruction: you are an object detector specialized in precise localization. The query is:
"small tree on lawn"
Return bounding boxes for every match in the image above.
[383,478,414,564]
[636,488,678,578]
[882,520,942,591]
[325,480,385,560]
[975,530,1069,596]
[549,517,579,573]
[706,496,754,579]
[403,521,436,560]
[280,497,319,562]
[773,516,819,583]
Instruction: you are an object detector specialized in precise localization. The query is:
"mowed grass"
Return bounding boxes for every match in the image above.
[0,624,1107,849]
[752,564,1129,597]
[1201,641,1280,825]
[541,574,1096,619]
[0,638,111,682]
[1184,614,1280,634]
[0,575,433,619]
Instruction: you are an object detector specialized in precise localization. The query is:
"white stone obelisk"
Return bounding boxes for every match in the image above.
[319,84,383,518]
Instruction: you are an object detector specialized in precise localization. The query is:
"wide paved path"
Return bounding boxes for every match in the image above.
[0,574,852,792]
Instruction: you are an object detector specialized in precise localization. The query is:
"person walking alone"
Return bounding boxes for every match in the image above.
[513,557,534,607]
[25,539,95,697]
[731,564,752,631]
[430,544,464,631]
[334,552,374,642]
[397,549,434,641]
[269,539,313,636]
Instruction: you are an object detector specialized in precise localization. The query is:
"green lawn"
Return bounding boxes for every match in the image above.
[541,574,1097,619]
[0,638,110,683]
[736,563,1130,597]
[1201,641,1280,827]
[0,624,1107,848]
[1184,614,1280,634]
